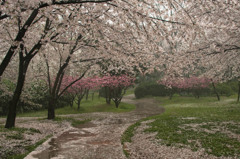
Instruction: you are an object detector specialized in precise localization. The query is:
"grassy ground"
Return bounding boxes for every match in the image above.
[0,93,135,159]
[123,96,240,158]
[5,134,52,159]
[16,96,135,118]
[0,124,52,159]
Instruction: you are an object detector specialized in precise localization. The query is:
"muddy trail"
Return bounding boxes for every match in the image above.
[25,95,164,159]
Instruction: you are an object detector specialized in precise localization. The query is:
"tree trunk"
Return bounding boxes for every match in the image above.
[112,87,125,108]
[237,81,240,103]
[114,101,119,108]
[0,45,18,77]
[77,99,81,110]
[47,98,56,119]
[85,89,89,100]
[5,51,30,128]
[212,82,220,101]
[45,35,85,119]
[70,95,75,108]
[98,90,101,99]
[106,97,111,104]
[70,99,73,107]
[5,100,17,128]
[105,87,111,104]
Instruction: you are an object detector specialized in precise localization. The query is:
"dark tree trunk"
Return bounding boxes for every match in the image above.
[237,81,240,103]
[5,100,18,128]
[69,94,75,108]
[0,45,18,77]
[77,99,81,110]
[212,82,220,101]
[111,87,125,108]
[76,93,85,110]
[114,100,120,108]
[70,99,74,107]
[48,98,56,119]
[85,89,89,100]
[105,87,111,104]
[5,48,31,128]
[98,90,101,99]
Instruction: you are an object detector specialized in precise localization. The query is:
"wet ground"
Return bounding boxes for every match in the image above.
[25,95,164,159]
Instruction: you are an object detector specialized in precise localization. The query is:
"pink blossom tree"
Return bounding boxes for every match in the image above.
[61,77,89,110]
[100,75,135,108]
[159,77,213,99]
[73,77,100,110]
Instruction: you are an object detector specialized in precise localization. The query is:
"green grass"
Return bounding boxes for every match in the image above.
[122,96,240,158]
[7,135,52,159]
[0,126,41,134]
[0,94,135,158]
[0,117,90,158]
[0,126,41,140]
[17,96,135,117]
[121,121,141,144]
[0,125,45,159]
[121,121,141,157]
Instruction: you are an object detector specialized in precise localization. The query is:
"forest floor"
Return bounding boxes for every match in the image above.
[0,95,239,159]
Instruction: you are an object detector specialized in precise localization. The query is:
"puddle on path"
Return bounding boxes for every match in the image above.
[29,97,165,159]
[33,122,97,159]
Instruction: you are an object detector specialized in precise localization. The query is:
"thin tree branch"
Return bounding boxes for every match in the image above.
[58,69,88,97]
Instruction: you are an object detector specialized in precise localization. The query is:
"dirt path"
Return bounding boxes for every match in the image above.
[25,95,164,159]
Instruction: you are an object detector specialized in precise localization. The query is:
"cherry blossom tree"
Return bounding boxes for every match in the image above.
[4,18,53,128]
[2,0,240,128]
[100,75,135,108]
[159,77,213,99]
[43,33,93,119]
[0,0,113,77]
[1,0,198,128]
[1,0,113,128]
[61,77,86,110]
[72,77,100,110]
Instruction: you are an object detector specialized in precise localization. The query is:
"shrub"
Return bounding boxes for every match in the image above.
[227,80,239,93]
[216,84,234,97]
[134,85,147,99]
[134,82,168,99]
[0,79,15,116]
[0,79,49,116]
[25,80,49,109]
